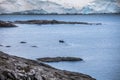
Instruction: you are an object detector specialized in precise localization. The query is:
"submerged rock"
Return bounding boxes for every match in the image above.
[0,44,3,47]
[20,41,27,44]
[0,20,17,27]
[5,46,11,48]
[0,51,95,80]
[31,46,38,48]
[37,57,83,62]
[14,20,102,25]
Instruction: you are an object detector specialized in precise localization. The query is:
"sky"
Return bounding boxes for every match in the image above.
[46,0,94,8]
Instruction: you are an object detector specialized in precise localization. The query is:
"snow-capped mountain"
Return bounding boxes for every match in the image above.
[0,0,78,14]
[80,0,120,14]
[0,0,120,14]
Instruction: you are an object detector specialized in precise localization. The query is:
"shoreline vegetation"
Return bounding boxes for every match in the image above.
[0,51,95,80]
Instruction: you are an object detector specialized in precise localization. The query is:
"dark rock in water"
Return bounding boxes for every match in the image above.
[96,23,102,25]
[20,41,27,44]
[14,20,102,25]
[31,46,38,48]
[0,45,3,47]
[59,40,65,43]
[0,20,17,27]
[5,46,11,47]
[37,57,83,62]
[0,51,95,80]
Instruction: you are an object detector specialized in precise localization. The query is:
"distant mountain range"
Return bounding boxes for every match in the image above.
[0,0,120,14]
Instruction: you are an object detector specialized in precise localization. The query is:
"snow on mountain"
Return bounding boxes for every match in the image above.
[47,0,94,9]
[80,0,120,14]
[12,9,47,14]
[0,0,120,14]
[0,0,79,14]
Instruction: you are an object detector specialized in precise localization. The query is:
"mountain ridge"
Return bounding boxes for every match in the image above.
[0,0,120,14]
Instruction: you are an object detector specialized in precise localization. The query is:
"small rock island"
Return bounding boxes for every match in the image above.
[14,20,102,25]
[37,57,83,62]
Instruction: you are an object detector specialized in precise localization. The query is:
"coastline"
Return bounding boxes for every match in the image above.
[0,51,95,80]
[0,13,120,15]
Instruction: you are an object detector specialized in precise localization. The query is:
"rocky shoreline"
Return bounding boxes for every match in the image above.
[37,57,83,62]
[0,51,95,80]
[0,20,17,27]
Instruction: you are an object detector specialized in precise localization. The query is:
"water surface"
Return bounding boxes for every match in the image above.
[0,14,120,80]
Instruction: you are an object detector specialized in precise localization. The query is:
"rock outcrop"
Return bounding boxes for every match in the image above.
[37,57,83,62]
[15,20,102,25]
[0,20,17,27]
[0,51,95,80]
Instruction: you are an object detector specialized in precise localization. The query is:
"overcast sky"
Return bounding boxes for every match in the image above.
[47,0,94,8]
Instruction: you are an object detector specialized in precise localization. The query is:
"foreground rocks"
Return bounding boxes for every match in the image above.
[0,51,95,80]
[37,57,83,62]
[15,20,102,25]
[0,20,17,27]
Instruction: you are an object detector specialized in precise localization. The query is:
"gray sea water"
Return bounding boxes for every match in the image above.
[0,14,120,80]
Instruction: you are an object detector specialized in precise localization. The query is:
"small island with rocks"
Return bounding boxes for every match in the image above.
[0,20,102,28]
[14,20,102,25]
[37,57,83,62]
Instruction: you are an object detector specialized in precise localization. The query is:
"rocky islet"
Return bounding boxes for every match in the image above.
[37,57,83,62]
